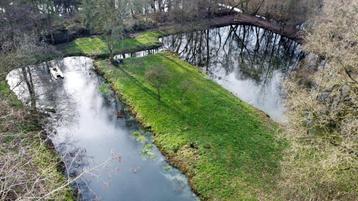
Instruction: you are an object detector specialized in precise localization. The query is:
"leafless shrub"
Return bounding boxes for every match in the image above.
[0,99,73,200]
[0,94,116,200]
[277,0,358,200]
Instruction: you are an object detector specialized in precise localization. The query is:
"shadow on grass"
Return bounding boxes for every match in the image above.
[114,63,193,128]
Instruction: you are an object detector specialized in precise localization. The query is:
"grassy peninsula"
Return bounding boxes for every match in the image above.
[95,52,285,200]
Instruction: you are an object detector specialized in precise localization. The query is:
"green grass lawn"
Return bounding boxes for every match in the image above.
[95,52,286,200]
[60,31,164,57]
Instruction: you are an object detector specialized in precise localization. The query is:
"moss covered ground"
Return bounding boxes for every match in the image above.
[95,52,286,200]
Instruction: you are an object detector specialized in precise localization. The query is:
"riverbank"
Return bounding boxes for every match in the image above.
[95,52,286,200]
[0,81,74,200]
[58,11,303,58]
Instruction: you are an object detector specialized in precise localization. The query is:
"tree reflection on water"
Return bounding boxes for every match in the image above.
[162,25,302,121]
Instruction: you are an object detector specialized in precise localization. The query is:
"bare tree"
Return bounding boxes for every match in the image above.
[145,66,170,102]
[86,0,132,62]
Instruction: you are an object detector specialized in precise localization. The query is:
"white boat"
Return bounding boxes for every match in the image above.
[49,66,64,80]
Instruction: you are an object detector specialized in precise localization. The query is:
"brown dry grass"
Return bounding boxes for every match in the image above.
[274,0,358,200]
[0,93,73,200]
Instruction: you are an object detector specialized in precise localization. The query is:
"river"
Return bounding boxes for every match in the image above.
[6,57,198,201]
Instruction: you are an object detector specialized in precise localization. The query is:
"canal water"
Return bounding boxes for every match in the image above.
[6,57,198,201]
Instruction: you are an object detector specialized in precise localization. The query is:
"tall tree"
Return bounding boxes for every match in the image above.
[80,0,97,32]
[84,0,131,61]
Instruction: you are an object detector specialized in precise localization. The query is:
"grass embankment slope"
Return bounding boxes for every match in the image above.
[60,31,164,57]
[96,52,285,200]
[0,81,74,200]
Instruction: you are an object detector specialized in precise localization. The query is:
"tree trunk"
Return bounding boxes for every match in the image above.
[157,88,161,102]
[206,29,210,73]
[21,67,37,112]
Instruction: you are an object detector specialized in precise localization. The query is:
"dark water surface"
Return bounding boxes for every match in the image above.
[6,57,198,201]
[161,25,302,122]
